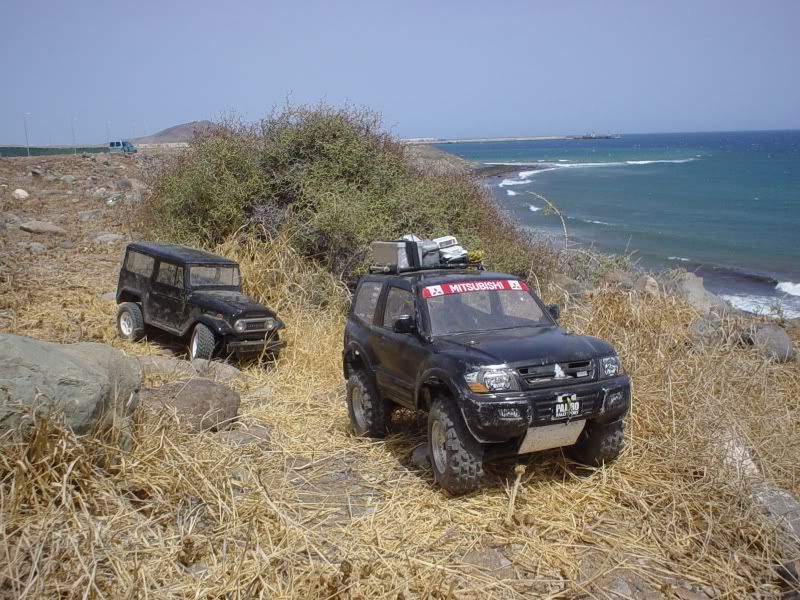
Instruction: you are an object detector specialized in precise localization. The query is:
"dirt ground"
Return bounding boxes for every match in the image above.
[1,151,799,598]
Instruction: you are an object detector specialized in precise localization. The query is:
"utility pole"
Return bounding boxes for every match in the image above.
[71,117,78,154]
[23,112,31,157]
[106,120,111,146]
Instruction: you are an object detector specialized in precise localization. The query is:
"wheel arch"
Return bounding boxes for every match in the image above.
[117,289,141,304]
[343,341,373,380]
[416,369,460,412]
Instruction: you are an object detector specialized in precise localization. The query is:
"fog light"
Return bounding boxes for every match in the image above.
[606,390,624,408]
[497,407,520,419]
[234,320,246,333]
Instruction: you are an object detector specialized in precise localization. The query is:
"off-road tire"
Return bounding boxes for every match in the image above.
[428,397,484,495]
[117,302,145,341]
[569,420,625,467]
[346,370,390,438]
[189,323,217,361]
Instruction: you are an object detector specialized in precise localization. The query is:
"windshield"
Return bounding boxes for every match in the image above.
[189,265,241,288]
[423,279,547,336]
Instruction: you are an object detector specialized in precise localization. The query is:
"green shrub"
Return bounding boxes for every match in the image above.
[146,103,557,285]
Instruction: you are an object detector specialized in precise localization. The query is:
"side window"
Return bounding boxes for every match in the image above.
[125,251,155,277]
[155,262,183,288]
[353,281,382,324]
[382,287,414,328]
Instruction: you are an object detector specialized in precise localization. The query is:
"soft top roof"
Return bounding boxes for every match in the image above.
[126,242,238,265]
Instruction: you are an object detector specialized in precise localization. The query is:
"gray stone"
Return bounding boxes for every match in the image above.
[461,547,516,579]
[139,379,240,432]
[749,323,795,362]
[79,209,100,222]
[17,241,47,254]
[29,168,43,177]
[58,240,75,250]
[216,423,271,447]
[688,314,725,348]
[602,269,635,290]
[633,275,659,295]
[91,187,108,199]
[12,188,29,201]
[60,175,76,184]
[0,333,140,436]
[664,272,728,315]
[115,178,132,190]
[135,356,244,385]
[93,232,124,244]
[552,273,593,298]
[19,220,66,235]
[411,445,431,469]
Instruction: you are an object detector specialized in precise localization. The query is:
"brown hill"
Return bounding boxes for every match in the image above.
[132,120,212,144]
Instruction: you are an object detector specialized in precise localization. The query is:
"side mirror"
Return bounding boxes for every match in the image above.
[547,304,561,321]
[393,315,416,334]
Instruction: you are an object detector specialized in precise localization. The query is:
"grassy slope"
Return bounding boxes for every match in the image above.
[0,127,799,597]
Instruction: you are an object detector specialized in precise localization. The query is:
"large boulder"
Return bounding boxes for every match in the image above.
[633,275,659,295]
[601,270,635,290]
[664,272,728,315]
[747,323,796,362]
[19,220,66,235]
[139,379,240,432]
[0,334,140,436]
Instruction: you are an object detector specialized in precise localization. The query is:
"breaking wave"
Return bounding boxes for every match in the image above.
[498,178,530,187]
[777,281,800,296]
[722,294,800,320]
[505,189,518,196]
[668,256,691,262]
[528,205,541,212]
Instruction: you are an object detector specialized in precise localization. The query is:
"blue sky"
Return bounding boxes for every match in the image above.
[1,0,799,144]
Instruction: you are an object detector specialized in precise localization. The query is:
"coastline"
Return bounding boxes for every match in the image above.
[418,142,800,320]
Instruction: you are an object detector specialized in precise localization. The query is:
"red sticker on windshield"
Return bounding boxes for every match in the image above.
[422,279,529,298]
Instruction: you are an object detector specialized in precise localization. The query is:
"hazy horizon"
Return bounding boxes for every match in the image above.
[2,0,799,145]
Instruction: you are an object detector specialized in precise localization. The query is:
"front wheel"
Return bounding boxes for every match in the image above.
[428,398,484,495]
[189,323,217,360]
[117,302,145,341]
[346,370,390,438]
[569,420,625,467]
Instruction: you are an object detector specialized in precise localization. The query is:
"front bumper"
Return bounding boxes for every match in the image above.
[226,337,286,354]
[459,375,631,443]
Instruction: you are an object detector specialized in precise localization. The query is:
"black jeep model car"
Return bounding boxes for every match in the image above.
[343,266,631,495]
[115,242,285,360]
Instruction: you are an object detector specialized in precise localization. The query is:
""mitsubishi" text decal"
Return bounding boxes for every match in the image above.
[421,279,529,298]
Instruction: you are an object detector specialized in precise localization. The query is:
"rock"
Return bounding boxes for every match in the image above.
[747,323,795,362]
[0,333,140,437]
[93,232,124,244]
[60,175,76,184]
[134,355,245,385]
[461,547,516,579]
[115,178,132,190]
[58,240,76,250]
[411,445,431,469]
[29,168,43,177]
[602,269,635,290]
[664,272,728,315]
[634,275,659,295]
[19,220,66,235]
[91,187,108,199]
[12,188,29,200]
[552,273,593,298]
[139,379,240,432]
[688,314,725,348]
[17,241,47,254]
[97,291,117,302]
[79,209,100,222]
[216,423,271,447]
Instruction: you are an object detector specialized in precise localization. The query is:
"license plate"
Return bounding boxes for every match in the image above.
[554,394,580,419]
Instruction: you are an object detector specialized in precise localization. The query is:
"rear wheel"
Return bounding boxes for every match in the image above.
[569,420,625,467]
[189,323,217,360]
[117,302,145,341]
[428,397,484,495]
[346,370,390,438]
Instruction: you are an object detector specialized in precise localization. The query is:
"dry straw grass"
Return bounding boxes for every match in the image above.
[1,236,799,598]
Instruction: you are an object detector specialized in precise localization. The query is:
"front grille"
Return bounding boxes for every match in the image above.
[518,360,595,388]
[244,320,266,331]
[533,391,599,423]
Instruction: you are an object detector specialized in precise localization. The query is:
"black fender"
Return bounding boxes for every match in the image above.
[342,340,374,380]
[116,287,142,304]
[185,315,235,338]
[414,367,463,412]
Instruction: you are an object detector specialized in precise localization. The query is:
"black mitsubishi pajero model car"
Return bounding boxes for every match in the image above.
[343,241,630,495]
[115,242,285,360]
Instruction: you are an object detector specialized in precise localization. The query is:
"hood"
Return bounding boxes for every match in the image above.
[188,290,275,317]
[434,325,615,366]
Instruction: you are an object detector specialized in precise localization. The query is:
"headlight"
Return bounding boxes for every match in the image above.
[600,356,624,377]
[234,319,246,333]
[465,367,519,393]
[264,317,275,330]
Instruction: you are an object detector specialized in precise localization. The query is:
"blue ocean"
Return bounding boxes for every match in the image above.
[436,131,800,318]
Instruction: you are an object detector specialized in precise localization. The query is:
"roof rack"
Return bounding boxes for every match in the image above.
[368,261,485,275]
